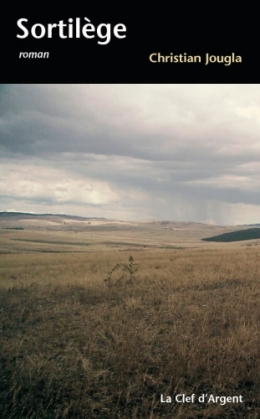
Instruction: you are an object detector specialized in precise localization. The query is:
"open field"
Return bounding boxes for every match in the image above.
[1,241,260,418]
[1,213,260,253]
[1,215,260,418]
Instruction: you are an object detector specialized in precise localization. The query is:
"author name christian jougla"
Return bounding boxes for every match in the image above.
[149,52,242,66]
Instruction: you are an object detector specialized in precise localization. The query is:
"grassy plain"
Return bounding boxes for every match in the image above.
[1,217,260,418]
[1,215,259,253]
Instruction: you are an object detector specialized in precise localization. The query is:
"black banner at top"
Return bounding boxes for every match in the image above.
[1,6,259,83]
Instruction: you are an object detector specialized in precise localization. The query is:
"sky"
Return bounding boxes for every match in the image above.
[0,84,260,225]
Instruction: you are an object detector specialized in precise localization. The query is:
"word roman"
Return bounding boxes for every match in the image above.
[16,18,127,45]
[149,52,242,66]
[160,394,243,405]
[19,52,49,59]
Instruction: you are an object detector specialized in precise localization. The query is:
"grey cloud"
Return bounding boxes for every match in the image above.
[1,85,260,224]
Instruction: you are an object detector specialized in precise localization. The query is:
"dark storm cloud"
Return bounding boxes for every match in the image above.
[1,84,257,162]
[0,85,145,157]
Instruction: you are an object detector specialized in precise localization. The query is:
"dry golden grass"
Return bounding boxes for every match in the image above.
[1,248,260,418]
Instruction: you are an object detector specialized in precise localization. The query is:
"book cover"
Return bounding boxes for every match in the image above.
[1,6,259,419]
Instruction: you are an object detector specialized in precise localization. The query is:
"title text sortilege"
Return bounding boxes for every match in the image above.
[149,52,242,66]
[16,18,127,45]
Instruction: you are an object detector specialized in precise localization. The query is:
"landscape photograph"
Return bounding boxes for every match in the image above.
[1,84,260,418]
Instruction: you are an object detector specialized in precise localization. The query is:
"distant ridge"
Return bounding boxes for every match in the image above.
[0,212,106,220]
